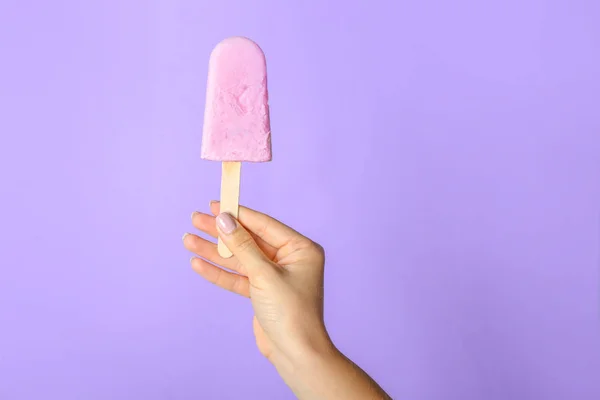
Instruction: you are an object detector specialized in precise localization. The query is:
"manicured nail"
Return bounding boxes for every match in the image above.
[182,233,190,242]
[216,213,236,235]
[191,211,199,219]
[190,256,196,263]
[209,200,218,207]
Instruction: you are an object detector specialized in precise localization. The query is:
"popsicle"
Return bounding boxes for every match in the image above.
[201,37,271,258]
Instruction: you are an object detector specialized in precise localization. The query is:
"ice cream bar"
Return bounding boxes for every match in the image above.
[201,37,271,162]
[201,37,271,258]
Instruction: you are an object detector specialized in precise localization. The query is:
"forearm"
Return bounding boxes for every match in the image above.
[275,344,391,400]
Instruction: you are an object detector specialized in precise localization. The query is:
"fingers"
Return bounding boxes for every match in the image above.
[192,210,279,258]
[191,257,249,297]
[183,233,246,275]
[210,201,304,248]
[215,212,277,279]
[191,211,219,238]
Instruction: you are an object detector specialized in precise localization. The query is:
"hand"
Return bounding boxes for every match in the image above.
[183,202,331,367]
[183,202,391,400]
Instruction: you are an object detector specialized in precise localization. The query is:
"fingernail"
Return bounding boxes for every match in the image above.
[190,256,196,263]
[216,213,236,235]
[182,233,190,241]
[209,200,218,207]
[191,211,199,219]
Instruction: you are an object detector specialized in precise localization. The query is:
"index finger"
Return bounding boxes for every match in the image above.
[209,201,303,249]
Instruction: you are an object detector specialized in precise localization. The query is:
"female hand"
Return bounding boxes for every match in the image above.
[183,202,330,367]
[183,202,391,400]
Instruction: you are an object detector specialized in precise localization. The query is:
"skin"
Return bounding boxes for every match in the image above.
[183,201,392,400]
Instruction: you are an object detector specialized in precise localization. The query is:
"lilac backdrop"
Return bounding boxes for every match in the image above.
[1,1,599,399]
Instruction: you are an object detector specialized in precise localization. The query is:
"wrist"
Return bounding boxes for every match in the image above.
[270,329,339,382]
[292,335,340,374]
[274,334,352,397]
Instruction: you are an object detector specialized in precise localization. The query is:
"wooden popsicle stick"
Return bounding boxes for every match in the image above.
[218,161,241,258]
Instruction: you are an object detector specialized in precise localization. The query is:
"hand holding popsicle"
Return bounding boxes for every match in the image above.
[184,204,391,400]
[190,37,391,399]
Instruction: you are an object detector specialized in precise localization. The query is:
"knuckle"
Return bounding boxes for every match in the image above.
[234,233,256,253]
[311,241,325,256]
[231,278,244,295]
[233,259,246,274]
[213,269,226,286]
[288,237,325,260]
[255,219,271,240]
[307,240,326,262]
[289,236,312,251]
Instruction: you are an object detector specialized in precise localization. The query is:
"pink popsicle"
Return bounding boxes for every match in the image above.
[201,37,272,258]
[201,37,271,162]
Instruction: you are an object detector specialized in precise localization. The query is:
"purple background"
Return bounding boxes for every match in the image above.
[1,1,599,399]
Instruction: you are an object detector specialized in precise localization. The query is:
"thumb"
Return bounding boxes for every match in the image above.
[216,212,274,276]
